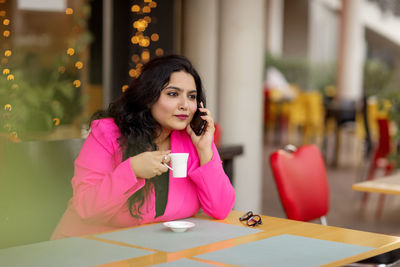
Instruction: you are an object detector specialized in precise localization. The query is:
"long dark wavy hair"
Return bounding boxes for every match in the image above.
[90,55,206,218]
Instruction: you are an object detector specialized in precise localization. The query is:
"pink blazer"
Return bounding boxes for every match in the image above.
[51,118,235,239]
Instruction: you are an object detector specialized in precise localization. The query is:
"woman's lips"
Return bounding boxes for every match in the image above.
[175,115,188,120]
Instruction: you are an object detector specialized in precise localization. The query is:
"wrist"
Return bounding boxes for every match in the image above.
[197,147,213,166]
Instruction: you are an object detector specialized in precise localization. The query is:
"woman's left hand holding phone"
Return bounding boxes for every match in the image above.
[130,150,171,178]
[187,102,214,165]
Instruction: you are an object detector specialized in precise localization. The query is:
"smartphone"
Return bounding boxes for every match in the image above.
[190,109,207,136]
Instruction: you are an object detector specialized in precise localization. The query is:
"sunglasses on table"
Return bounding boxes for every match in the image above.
[239,211,262,227]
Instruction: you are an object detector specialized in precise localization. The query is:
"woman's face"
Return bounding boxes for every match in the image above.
[151,71,198,132]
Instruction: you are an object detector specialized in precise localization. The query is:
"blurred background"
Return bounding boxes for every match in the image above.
[1,0,400,236]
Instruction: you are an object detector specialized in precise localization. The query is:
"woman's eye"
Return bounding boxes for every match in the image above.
[167,92,178,97]
[189,94,197,100]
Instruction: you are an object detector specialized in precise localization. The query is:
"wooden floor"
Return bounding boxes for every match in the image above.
[262,142,400,236]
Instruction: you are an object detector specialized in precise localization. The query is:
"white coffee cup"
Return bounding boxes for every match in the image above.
[163,153,189,178]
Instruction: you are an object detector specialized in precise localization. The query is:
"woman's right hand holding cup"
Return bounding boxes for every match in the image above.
[130,150,170,179]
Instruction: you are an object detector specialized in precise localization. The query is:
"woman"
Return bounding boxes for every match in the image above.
[51,55,235,239]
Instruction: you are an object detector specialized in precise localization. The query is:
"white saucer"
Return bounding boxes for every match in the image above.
[163,221,195,233]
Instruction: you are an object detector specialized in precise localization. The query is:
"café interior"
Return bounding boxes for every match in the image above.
[1,0,400,266]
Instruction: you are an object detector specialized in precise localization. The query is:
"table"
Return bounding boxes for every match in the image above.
[1,210,400,267]
[352,173,400,195]
[352,173,400,218]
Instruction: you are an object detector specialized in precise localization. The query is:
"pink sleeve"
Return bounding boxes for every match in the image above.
[71,119,145,223]
[188,143,235,220]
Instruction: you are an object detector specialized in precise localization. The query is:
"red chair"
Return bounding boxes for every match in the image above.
[213,123,221,147]
[362,118,394,217]
[269,144,329,225]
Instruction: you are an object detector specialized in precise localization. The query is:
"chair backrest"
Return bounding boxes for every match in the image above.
[376,118,391,158]
[0,138,84,248]
[269,144,329,222]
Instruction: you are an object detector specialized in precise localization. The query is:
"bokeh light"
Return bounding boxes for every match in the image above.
[133,19,148,32]
[67,48,75,56]
[141,50,150,62]
[131,5,140,12]
[53,118,61,126]
[131,36,139,44]
[151,33,159,42]
[131,54,140,63]
[65,8,74,15]
[4,104,12,111]
[144,16,151,23]
[139,36,150,47]
[129,69,137,78]
[143,6,151,13]
[73,80,81,87]
[75,61,83,69]
[155,48,164,56]
[58,66,66,73]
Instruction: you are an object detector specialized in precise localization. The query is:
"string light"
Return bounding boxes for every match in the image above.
[150,33,159,41]
[136,63,143,69]
[75,61,83,69]
[66,48,75,56]
[142,6,151,13]
[131,36,139,44]
[65,8,73,15]
[155,48,164,56]
[122,85,129,92]
[131,5,140,12]
[4,104,12,111]
[0,2,17,139]
[132,54,140,63]
[0,3,88,138]
[133,19,148,31]
[58,66,66,73]
[128,1,160,82]
[141,50,150,62]
[139,36,150,47]
[53,118,61,126]
[129,69,137,78]
[73,80,81,87]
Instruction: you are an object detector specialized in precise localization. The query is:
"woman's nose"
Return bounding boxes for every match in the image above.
[179,97,188,110]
